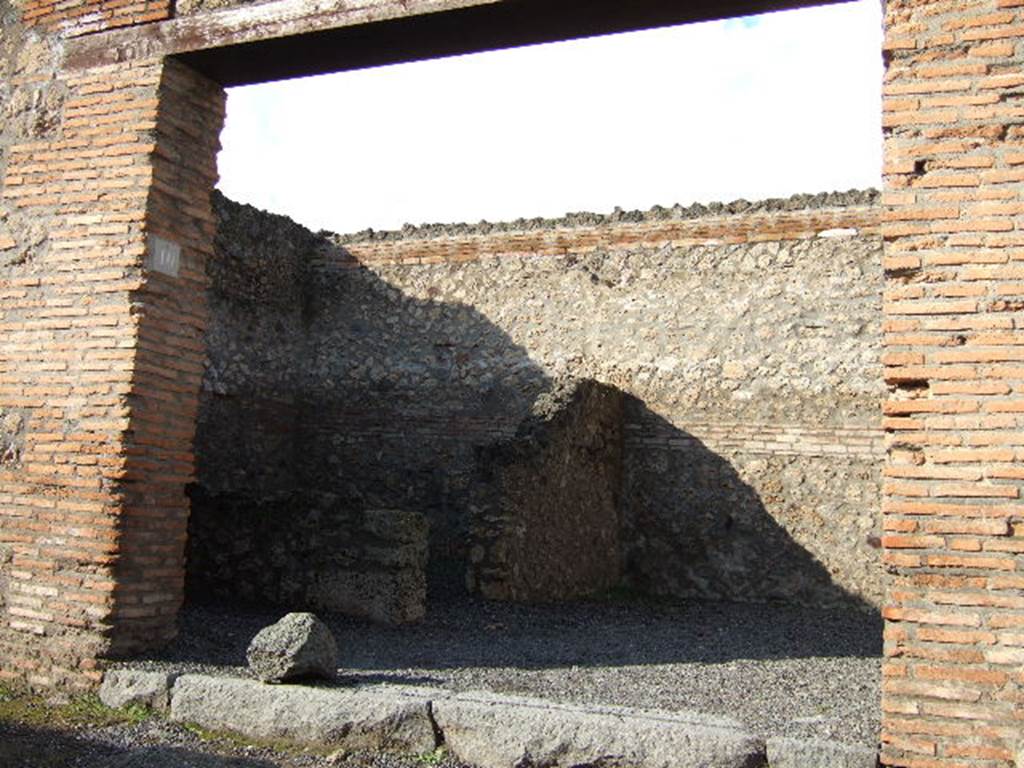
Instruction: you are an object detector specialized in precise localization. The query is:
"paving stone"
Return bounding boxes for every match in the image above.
[766,737,877,768]
[169,675,438,754]
[100,670,177,712]
[432,689,767,768]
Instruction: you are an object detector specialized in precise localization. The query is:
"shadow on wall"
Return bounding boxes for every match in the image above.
[621,399,874,610]
[187,195,874,619]
[465,378,874,613]
[187,197,556,612]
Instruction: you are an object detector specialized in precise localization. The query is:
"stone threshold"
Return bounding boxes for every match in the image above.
[101,670,879,768]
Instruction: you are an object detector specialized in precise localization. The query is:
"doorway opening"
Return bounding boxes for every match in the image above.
[167,1,885,751]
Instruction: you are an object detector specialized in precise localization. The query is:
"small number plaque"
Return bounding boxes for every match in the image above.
[147,235,181,277]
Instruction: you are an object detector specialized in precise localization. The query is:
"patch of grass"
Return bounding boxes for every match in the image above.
[181,721,335,758]
[415,746,448,765]
[180,722,444,764]
[64,694,155,728]
[0,689,155,730]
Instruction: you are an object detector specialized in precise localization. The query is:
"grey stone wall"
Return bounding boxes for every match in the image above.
[187,200,430,623]
[192,197,312,500]
[187,490,428,623]
[623,408,881,607]
[467,379,625,602]
[190,191,884,614]
[0,2,65,270]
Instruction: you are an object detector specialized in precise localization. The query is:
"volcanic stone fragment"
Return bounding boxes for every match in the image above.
[246,612,338,683]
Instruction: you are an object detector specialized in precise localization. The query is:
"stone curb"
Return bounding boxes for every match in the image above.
[169,675,438,754]
[432,689,767,768]
[101,671,880,768]
[766,736,878,768]
[99,670,179,712]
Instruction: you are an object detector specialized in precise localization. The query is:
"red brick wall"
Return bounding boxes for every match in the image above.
[22,0,171,36]
[1,58,164,692]
[112,58,225,654]
[881,0,1024,766]
[0,56,223,689]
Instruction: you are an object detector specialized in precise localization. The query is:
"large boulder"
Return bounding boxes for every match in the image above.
[246,612,337,683]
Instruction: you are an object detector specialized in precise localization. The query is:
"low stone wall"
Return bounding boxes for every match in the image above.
[467,379,625,601]
[188,491,428,623]
[190,190,884,616]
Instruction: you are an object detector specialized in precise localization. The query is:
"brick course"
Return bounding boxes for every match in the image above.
[335,206,880,268]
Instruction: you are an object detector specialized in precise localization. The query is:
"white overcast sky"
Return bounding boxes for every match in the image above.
[216,0,883,235]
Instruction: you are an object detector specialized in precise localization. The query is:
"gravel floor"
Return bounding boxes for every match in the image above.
[0,717,468,768]
[118,596,882,748]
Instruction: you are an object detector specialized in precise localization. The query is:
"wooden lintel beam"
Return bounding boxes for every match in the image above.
[62,0,502,72]
[63,0,850,87]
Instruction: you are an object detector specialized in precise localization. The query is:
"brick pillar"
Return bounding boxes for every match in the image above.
[111,59,225,654]
[881,1,1024,766]
[0,56,223,688]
